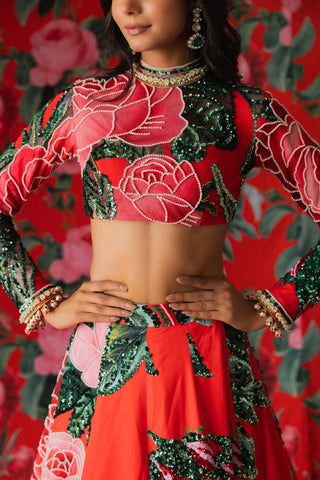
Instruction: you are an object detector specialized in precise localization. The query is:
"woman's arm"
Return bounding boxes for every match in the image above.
[254,92,320,322]
[166,91,320,333]
[0,86,135,331]
[0,88,75,310]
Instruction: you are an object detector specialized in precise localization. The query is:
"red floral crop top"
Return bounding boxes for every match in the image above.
[0,68,320,325]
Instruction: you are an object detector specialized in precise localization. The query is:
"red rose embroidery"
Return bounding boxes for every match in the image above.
[117,155,202,225]
[72,77,188,168]
[256,97,320,221]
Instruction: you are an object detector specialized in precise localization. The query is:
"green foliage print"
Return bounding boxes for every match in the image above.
[148,423,256,479]
[224,325,270,424]
[237,7,320,107]
[98,323,158,396]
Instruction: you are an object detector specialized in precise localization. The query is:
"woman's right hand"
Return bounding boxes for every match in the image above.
[43,280,136,330]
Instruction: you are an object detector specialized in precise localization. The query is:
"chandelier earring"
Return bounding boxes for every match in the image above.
[187,7,205,50]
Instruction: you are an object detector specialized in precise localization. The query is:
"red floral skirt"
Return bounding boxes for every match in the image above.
[30,303,295,479]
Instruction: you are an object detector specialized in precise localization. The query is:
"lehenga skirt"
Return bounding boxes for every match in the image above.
[30,303,295,479]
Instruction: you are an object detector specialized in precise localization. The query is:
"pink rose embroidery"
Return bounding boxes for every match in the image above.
[256,97,320,222]
[49,225,92,283]
[30,19,99,87]
[69,322,109,388]
[72,77,188,168]
[186,441,215,470]
[33,432,85,480]
[115,155,202,225]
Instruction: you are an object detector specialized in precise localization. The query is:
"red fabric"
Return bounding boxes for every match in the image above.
[0,1,320,479]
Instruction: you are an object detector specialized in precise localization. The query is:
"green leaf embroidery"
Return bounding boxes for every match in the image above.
[98,324,158,396]
[186,333,213,378]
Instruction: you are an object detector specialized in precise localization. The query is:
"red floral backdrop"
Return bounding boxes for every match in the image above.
[0,0,320,478]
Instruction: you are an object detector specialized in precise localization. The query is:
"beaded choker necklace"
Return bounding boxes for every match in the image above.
[134,59,208,88]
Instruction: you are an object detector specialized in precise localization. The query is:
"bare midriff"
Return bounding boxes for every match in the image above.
[90,219,228,304]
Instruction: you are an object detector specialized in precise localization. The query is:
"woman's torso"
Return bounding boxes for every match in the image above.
[73,67,260,303]
[90,219,228,303]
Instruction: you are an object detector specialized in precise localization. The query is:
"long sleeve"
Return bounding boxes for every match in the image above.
[254,92,320,321]
[0,87,76,310]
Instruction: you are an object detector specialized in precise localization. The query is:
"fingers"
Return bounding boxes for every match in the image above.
[46,280,136,329]
[166,290,214,304]
[80,279,129,294]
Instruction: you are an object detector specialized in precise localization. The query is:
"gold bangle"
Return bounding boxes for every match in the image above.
[19,286,64,335]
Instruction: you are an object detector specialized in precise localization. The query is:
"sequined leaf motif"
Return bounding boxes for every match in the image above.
[181,77,237,150]
[82,156,117,220]
[98,324,158,395]
[0,144,17,171]
[196,180,218,216]
[211,164,238,222]
[67,389,97,440]
[94,138,142,164]
[0,215,37,309]
[170,126,206,163]
[54,355,97,439]
[148,423,257,480]
[186,333,213,377]
[279,241,320,319]
[224,324,270,424]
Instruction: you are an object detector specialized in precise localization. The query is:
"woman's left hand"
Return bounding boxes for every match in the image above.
[165,275,265,332]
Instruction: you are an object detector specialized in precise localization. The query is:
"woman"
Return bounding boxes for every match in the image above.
[0,0,319,478]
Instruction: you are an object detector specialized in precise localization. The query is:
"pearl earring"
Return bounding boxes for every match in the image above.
[187,7,205,50]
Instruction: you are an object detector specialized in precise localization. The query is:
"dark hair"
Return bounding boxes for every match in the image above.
[99,0,241,83]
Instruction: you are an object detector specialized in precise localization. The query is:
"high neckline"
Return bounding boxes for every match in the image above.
[134,59,207,88]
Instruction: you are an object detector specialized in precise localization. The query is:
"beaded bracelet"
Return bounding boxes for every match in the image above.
[245,290,291,339]
[19,285,64,335]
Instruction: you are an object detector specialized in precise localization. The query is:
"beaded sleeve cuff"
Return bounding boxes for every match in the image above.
[246,290,291,339]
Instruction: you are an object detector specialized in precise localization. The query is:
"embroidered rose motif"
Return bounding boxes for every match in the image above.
[116,154,202,225]
[69,322,109,388]
[72,77,188,168]
[33,432,85,480]
[186,441,215,470]
[256,97,320,221]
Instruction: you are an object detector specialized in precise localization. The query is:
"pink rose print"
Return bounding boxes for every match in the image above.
[6,444,35,480]
[280,0,302,46]
[49,225,92,283]
[72,77,187,168]
[288,317,303,350]
[69,322,109,388]
[281,425,300,457]
[30,19,99,87]
[116,155,202,225]
[256,97,320,222]
[33,432,85,480]
[34,324,73,376]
